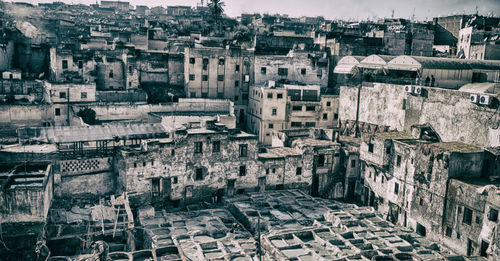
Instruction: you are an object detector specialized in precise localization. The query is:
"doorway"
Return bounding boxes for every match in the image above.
[258,177,266,192]
[227,179,235,196]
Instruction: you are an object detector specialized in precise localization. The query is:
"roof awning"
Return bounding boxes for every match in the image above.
[359,63,386,70]
[387,64,421,71]
[334,63,358,74]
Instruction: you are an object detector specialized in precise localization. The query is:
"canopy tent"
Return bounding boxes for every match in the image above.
[359,55,395,70]
[334,56,365,74]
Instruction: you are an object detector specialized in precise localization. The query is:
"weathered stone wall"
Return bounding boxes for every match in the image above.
[55,170,116,198]
[116,132,261,206]
[442,179,487,256]
[254,53,328,87]
[96,61,125,90]
[339,83,500,147]
[0,104,54,127]
[185,47,254,108]
[0,165,53,223]
[0,40,14,71]
[339,84,406,132]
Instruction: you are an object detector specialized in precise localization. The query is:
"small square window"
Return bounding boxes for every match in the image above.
[277,93,283,99]
[81,92,87,99]
[323,113,328,120]
[189,74,195,81]
[195,168,203,180]
[301,68,306,75]
[489,208,498,222]
[272,108,277,115]
[318,154,325,167]
[296,167,302,175]
[317,69,323,78]
[189,58,196,64]
[55,108,61,116]
[327,101,331,106]
[190,92,196,98]
[239,144,248,157]
[213,140,221,152]
[278,68,288,76]
[59,92,66,99]
[234,95,239,101]
[268,123,274,129]
[463,207,473,225]
[202,75,208,81]
[203,58,209,65]
[194,142,203,154]
[267,93,273,99]
[306,106,315,112]
[219,58,225,65]
[217,75,224,81]
[261,67,267,74]
[239,165,246,176]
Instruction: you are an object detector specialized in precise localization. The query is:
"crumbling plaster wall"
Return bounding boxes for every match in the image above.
[339,83,500,148]
[405,87,499,148]
[254,54,328,87]
[339,84,406,132]
[117,134,261,206]
[442,179,487,256]
[0,40,15,71]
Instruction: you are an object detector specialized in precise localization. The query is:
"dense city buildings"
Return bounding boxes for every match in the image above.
[0,0,499,260]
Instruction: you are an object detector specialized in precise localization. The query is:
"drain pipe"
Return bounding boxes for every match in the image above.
[354,69,363,138]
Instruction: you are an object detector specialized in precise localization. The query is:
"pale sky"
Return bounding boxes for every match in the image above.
[10,0,500,21]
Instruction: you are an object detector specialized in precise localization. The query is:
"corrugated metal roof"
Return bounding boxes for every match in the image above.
[19,123,170,143]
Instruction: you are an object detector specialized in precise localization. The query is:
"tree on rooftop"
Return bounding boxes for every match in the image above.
[77,108,97,125]
[208,0,225,32]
